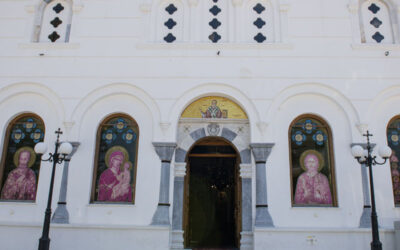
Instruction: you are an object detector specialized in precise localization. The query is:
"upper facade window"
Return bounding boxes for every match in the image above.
[33,0,73,43]
[387,117,400,206]
[205,0,228,43]
[246,1,274,43]
[91,115,139,204]
[360,0,394,44]
[149,0,288,44]
[0,115,45,201]
[289,115,337,207]
[157,2,184,43]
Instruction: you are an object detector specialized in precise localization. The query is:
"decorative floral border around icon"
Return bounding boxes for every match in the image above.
[102,118,137,145]
[11,118,44,144]
[388,130,400,146]
[291,120,327,146]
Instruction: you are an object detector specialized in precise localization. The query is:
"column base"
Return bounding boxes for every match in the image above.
[151,204,170,225]
[171,230,184,249]
[359,206,372,228]
[240,231,254,250]
[52,203,69,224]
[255,206,274,227]
[394,221,400,250]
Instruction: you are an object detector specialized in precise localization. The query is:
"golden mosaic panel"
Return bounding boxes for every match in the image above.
[181,96,248,119]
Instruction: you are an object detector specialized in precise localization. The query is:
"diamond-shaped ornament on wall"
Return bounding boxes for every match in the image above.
[209,18,221,29]
[370,17,382,28]
[253,18,266,29]
[209,32,221,43]
[254,33,266,43]
[253,3,266,14]
[368,3,380,14]
[209,5,221,16]
[50,17,63,28]
[53,3,65,14]
[164,18,177,29]
[48,31,60,42]
[372,32,384,43]
[165,4,178,15]
[164,33,176,43]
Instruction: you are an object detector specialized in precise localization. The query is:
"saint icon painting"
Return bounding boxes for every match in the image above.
[1,147,37,200]
[294,150,332,205]
[92,115,139,203]
[97,146,133,202]
[289,116,337,207]
[0,115,44,202]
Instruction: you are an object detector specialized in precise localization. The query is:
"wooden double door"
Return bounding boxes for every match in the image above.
[183,138,241,249]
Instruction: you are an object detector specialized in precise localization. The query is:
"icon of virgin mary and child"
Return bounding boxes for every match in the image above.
[97,146,133,202]
[294,150,333,205]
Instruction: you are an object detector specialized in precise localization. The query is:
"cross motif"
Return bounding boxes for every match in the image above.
[363,130,373,151]
[55,128,63,136]
[363,130,373,138]
[184,125,191,133]
[55,128,63,141]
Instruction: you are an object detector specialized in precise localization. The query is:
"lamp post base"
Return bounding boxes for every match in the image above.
[371,241,382,250]
[38,238,50,250]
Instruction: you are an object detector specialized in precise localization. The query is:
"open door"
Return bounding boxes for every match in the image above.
[183,138,241,249]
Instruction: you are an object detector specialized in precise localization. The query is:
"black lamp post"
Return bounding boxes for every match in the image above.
[351,130,392,250]
[34,128,73,250]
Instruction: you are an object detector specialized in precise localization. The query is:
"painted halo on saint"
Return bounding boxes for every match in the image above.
[13,146,36,168]
[104,146,129,169]
[299,149,324,172]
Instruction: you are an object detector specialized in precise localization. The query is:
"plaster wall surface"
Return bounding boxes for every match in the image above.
[0,223,169,250]
[0,0,399,249]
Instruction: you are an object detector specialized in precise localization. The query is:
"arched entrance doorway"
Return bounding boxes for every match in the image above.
[170,96,253,250]
[184,137,241,249]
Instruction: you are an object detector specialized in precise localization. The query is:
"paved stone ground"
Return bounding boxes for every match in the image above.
[192,248,238,250]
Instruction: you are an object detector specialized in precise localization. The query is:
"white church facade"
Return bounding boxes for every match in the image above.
[0,0,400,249]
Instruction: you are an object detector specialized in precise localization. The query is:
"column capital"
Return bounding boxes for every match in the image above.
[139,3,151,13]
[250,143,275,163]
[65,142,80,160]
[153,142,177,162]
[279,4,291,12]
[232,0,243,7]
[348,4,358,14]
[351,143,376,150]
[188,0,199,7]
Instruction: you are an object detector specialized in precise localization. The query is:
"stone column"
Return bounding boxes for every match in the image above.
[231,0,243,42]
[188,0,198,42]
[279,3,291,43]
[352,143,375,228]
[395,221,400,249]
[240,163,253,250]
[151,142,177,225]
[52,142,80,223]
[171,162,187,249]
[250,143,275,227]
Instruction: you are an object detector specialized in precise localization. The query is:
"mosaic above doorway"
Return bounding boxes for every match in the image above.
[181,96,248,120]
